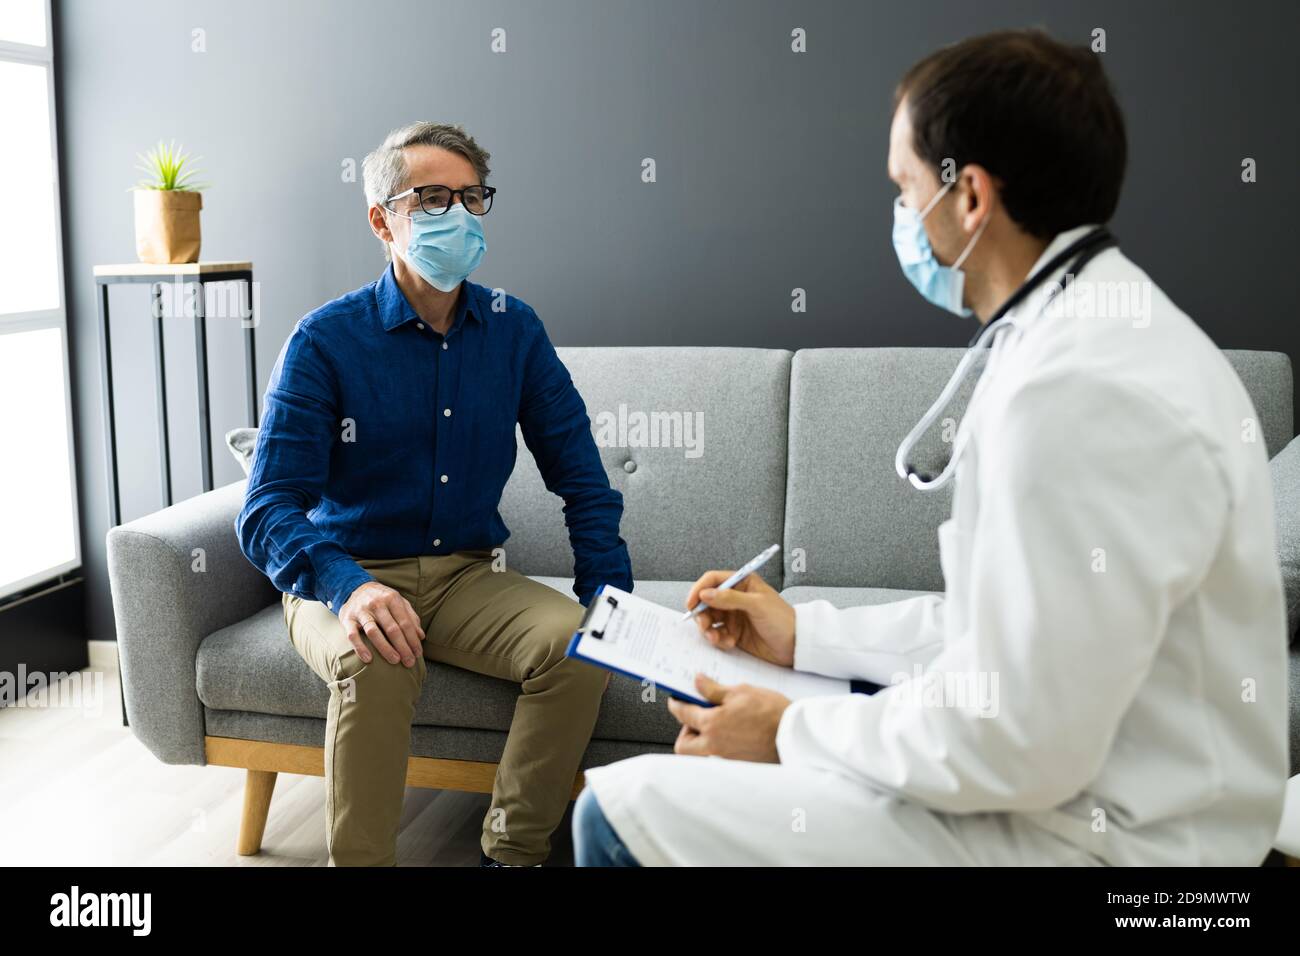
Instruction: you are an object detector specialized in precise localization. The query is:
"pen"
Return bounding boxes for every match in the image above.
[680,544,781,622]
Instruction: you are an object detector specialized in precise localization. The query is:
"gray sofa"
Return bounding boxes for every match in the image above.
[106,346,1300,852]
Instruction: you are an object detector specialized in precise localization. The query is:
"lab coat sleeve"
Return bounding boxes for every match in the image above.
[790,595,946,683]
[775,372,1230,813]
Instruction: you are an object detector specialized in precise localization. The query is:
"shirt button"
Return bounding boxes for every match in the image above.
[326,600,333,610]
[442,341,448,350]
[443,407,451,417]
[440,474,448,483]
[417,322,425,330]
[433,538,441,547]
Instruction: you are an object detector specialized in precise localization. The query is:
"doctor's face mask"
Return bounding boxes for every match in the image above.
[892,179,988,317]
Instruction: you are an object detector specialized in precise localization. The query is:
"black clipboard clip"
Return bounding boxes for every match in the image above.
[576,591,619,640]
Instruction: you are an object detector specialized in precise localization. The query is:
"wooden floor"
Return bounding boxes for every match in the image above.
[0,666,576,866]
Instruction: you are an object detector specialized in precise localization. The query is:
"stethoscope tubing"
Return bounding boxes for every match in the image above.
[896,228,1118,491]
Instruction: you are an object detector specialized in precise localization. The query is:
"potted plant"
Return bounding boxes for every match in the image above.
[132,140,207,264]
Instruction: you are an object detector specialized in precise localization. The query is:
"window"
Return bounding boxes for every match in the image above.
[0,0,79,601]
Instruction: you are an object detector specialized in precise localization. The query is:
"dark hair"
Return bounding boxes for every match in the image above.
[895,29,1126,239]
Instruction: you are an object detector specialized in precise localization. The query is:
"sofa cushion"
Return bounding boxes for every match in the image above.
[1271,435,1300,643]
[531,575,692,610]
[224,427,257,475]
[1222,350,1293,459]
[195,580,929,755]
[498,347,791,589]
[780,585,937,608]
[784,348,975,591]
[194,580,698,746]
[203,708,673,770]
[1290,646,1300,775]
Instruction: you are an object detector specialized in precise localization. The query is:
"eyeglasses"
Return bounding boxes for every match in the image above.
[383,184,497,217]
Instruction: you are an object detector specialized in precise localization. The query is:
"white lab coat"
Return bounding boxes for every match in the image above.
[583,226,1290,866]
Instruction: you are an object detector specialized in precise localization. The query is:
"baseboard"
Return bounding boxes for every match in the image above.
[87,639,118,673]
[0,576,87,685]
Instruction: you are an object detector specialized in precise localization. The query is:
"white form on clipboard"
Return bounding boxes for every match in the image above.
[565,585,852,706]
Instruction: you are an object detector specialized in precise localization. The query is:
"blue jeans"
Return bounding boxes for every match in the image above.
[573,787,641,866]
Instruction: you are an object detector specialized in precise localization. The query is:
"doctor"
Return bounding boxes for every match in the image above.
[572,29,1289,866]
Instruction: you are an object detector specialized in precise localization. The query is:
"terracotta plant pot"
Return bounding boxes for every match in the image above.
[133,188,203,264]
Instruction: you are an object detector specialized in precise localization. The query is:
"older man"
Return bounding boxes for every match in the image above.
[237,122,631,867]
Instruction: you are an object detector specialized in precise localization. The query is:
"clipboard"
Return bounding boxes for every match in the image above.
[566,584,711,704]
[566,584,870,707]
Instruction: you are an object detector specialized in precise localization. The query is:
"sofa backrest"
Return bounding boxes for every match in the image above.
[783,348,972,591]
[499,346,1292,591]
[497,347,792,585]
[1226,350,1294,459]
[783,347,1294,590]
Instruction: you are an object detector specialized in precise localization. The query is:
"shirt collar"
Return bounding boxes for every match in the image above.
[375,262,485,332]
[1002,223,1100,328]
[1025,223,1098,280]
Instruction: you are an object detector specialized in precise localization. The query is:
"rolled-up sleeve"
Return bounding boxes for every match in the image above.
[517,316,632,606]
[235,324,373,613]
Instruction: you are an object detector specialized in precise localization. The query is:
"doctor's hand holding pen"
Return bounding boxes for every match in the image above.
[683,569,796,667]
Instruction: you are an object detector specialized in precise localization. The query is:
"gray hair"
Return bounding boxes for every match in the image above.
[362,121,491,206]
[362,122,491,259]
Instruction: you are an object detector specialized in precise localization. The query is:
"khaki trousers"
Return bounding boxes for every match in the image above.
[282,550,606,866]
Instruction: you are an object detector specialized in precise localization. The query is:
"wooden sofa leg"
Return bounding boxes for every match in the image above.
[237,769,278,855]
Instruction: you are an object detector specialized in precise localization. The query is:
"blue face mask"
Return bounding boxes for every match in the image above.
[397,203,486,292]
[891,181,989,317]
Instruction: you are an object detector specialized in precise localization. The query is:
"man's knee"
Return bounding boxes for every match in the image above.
[332,643,426,707]
[519,599,582,665]
[518,600,604,687]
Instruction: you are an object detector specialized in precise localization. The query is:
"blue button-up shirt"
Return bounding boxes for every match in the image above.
[236,265,632,612]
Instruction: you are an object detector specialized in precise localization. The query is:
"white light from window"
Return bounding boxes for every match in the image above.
[0,59,60,316]
[0,0,47,46]
[0,327,78,597]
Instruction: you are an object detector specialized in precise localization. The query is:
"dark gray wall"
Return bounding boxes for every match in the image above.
[55,0,1299,642]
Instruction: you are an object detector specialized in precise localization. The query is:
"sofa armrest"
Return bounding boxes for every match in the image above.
[106,479,278,765]
[1271,436,1300,644]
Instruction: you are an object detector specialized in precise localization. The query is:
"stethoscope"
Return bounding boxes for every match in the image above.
[895,227,1118,491]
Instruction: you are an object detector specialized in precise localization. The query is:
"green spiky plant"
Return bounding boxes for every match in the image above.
[134,140,208,191]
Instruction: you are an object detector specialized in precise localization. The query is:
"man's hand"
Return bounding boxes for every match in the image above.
[667,675,791,763]
[339,581,425,667]
[684,570,796,666]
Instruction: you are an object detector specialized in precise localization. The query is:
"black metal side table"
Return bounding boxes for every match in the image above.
[93,261,258,527]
